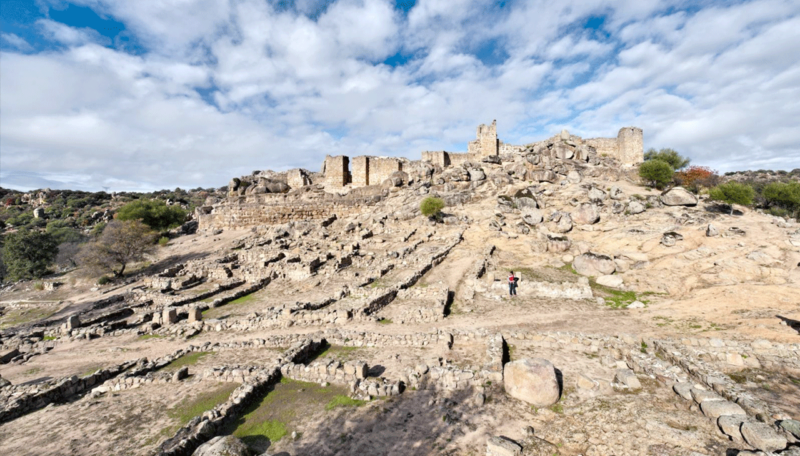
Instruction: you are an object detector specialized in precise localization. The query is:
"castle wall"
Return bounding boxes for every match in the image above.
[324,155,350,187]
[585,127,643,166]
[351,156,369,187]
[499,143,525,155]
[447,153,474,167]
[421,151,451,168]
[468,120,499,157]
[584,138,618,158]
[370,157,403,185]
[287,169,311,189]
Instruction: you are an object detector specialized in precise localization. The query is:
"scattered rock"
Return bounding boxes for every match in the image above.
[628,201,646,214]
[700,400,746,419]
[572,203,600,225]
[595,275,623,288]
[487,436,522,456]
[706,223,719,237]
[613,368,641,389]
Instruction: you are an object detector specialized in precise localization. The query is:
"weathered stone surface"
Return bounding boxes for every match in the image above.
[573,253,615,276]
[522,209,543,226]
[188,308,203,323]
[613,368,641,389]
[531,170,557,183]
[547,212,573,233]
[660,187,698,206]
[740,421,788,452]
[503,358,560,407]
[628,201,646,214]
[588,188,606,203]
[700,400,746,418]
[173,366,189,382]
[626,300,644,309]
[690,388,722,404]
[718,415,747,441]
[706,223,719,237]
[546,235,571,253]
[661,231,683,247]
[779,419,800,438]
[673,382,693,400]
[192,435,252,456]
[487,436,522,456]
[572,203,600,225]
[595,275,622,288]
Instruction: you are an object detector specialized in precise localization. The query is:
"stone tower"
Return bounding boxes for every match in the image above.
[616,127,644,166]
[468,120,499,157]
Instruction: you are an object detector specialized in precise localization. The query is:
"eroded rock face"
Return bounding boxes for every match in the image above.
[547,211,573,233]
[572,203,600,225]
[192,435,252,456]
[573,252,615,276]
[503,358,560,407]
[660,187,698,206]
[740,421,788,452]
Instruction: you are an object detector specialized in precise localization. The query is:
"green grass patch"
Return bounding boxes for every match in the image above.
[42,335,56,341]
[590,279,656,309]
[728,372,747,384]
[80,366,101,377]
[168,382,239,428]
[558,263,577,275]
[201,292,261,319]
[550,403,564,414]
[377,318,393,325]
[23,367,43,376]
[0,307,58,330]
[228,293,257,305]
[138,334,164,340]
[160,351,211,372]
[325,395,367,411]
[225,377,349,453]
[309,342,360,363]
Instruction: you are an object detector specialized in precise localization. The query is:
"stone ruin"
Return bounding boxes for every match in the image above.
[2,117,800,456]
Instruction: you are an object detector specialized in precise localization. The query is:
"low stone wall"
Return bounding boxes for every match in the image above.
[0,358,142,423]
[155,338,324,456]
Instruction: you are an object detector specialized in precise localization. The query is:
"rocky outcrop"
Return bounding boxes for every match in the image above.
[572,253,615,276]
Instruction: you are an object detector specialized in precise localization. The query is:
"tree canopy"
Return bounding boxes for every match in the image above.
[78,220,157,277]
[638,160,674,189]
[644,148,691,170]
[709,182,755,214]
[1,230,59,281]
[116,199,187,232]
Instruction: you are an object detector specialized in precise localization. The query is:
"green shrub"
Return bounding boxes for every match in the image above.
[638,160,674,188]
[158,236,170,246]
[420,197,445,218]
[709,182,755,214]
[117,199,186,232]
[762,181,800,216]
[97,276,112,285]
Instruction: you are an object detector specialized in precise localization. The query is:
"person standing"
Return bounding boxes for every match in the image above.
[508,271,517,297]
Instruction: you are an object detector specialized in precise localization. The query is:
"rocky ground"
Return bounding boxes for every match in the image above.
[1,136,799,456]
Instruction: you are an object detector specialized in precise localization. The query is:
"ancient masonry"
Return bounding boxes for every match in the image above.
[196,122,643,231]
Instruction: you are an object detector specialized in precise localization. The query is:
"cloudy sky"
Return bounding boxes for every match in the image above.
[1,0,799,191]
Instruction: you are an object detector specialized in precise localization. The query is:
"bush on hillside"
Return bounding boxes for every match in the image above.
[709,182,755,215]
[643,148,691,170]
[420,197,445,219]
[1,230,59,281]
[116,199,187,232]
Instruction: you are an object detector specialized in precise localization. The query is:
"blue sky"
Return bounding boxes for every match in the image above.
[1,0,799,191]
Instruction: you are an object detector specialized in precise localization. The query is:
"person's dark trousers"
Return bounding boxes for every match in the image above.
[509,283,516,296]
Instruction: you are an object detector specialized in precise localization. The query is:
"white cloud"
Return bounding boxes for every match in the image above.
[1,33,33,51]
[2,0,800,192]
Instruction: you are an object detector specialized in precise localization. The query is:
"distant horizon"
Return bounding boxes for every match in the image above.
[2,0,799,192]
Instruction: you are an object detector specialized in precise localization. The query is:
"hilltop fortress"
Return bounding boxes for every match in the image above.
[197,122,643,230]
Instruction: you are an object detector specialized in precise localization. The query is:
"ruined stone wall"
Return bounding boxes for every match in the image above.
[447,153,474,167]
[421,151,451,168]
[584,127,643,166]
[286,169,311,189]
[584,137,618,158]
[324,155,350,187]
[351,156,369,187]
[467,120,499,157]
[499,143,525,155]
[197,193,381,230]
[369,157,402,185]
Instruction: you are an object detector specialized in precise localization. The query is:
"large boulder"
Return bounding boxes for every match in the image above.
[467,168,486,181]
[660,187,698,206]
[513,188,538,210]
[192,436,252,456]
[487,436,522,456]
[628,201,646,214]
[522,209,544,226]
[572,203,600,225]
[503,358,560,407]
[573,253,616,276]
